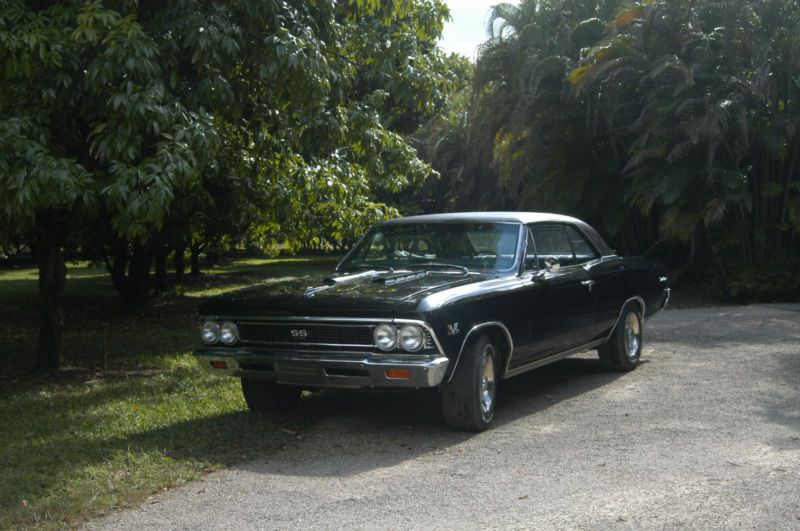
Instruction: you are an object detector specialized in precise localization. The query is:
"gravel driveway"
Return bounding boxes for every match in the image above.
[92,305,800,530]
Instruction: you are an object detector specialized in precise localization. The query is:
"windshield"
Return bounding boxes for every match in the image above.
[339,222,522,273]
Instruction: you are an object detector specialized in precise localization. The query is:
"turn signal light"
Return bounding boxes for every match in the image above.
[210,360,228,369]
[385,369,411,379]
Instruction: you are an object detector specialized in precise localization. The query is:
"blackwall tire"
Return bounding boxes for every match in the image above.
[440,334,498,431]
[241,378,301,414]
[598,302,642,372]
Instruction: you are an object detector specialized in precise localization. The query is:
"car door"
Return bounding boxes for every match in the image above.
[571,224,628,339]
[517,223,596,363]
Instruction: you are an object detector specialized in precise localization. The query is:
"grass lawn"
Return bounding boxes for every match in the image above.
[0,256,339,529]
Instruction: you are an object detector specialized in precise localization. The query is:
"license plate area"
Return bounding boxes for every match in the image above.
[276,362,325,384]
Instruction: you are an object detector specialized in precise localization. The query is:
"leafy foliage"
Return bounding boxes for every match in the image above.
[0,0,454,257]
[423,0,800,301]
[0,0,456,367]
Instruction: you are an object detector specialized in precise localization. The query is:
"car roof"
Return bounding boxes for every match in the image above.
[377,212,614,255]
[377,211,582,225]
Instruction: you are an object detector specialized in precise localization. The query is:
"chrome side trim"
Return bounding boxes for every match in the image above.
[503,338,605,379]
[633,295,647,319]
[446,321,514,384]
[501,295,647,379]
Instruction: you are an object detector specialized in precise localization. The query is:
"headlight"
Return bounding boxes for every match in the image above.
[220,321,240,345]
[374,323,398,351]
[201,321,220,344]
[398,324,424,352]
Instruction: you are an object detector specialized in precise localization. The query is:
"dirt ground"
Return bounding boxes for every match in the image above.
[90,305,800,530]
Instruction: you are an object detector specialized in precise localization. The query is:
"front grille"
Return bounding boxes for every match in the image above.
[422,329,435,350]
[239,322,374,347]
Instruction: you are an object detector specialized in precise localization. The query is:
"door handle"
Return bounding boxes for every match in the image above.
[581,280,595,292]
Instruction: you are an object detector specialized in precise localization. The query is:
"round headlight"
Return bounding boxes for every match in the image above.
[399,324,424,352]
[374,323,398,351]
[201,321,220,344]
[220,321,240,345]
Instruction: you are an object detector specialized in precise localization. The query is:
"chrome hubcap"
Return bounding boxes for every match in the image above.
[624,312,641,361]
[480,346,496,416]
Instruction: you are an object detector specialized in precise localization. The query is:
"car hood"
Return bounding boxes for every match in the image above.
[198,269,495,318]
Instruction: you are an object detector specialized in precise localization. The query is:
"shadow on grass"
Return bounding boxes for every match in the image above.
[0,256,342,526]
[0,368,288,528]
[0,257,339,380]
[0,256,617,524]
[0,347,626,525]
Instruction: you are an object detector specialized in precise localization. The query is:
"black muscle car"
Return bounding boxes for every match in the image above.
[195,212,670,431]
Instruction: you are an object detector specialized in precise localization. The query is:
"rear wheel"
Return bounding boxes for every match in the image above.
[241,378,301,414]
[598,302,642,371]
[440,334,497,431]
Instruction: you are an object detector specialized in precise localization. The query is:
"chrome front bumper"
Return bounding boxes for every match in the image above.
[195,347,449,389]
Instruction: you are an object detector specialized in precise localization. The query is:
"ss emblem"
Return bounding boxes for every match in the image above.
[290,329,308,338]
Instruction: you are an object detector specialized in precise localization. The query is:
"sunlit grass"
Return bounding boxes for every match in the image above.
[0,262,114,306]
[0,256,338,529]
[0,367,285,529]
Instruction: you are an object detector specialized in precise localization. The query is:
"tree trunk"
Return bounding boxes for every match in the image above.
[34,211,68,373]
[107,238,153,313]
[107,237,129,300]
[190,242,201,276]
[154,245,168,294]
[174,242,186,285]
[126,243,152,311]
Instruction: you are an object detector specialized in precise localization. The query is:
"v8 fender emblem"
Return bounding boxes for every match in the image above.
[447,323,460,336]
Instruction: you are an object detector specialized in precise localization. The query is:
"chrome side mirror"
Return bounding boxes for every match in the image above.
[544,257,560,273]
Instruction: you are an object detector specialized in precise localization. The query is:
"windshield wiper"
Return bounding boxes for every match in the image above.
[340,264,394,272]
[406,262,469,274]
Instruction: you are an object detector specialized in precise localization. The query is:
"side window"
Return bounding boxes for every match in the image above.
[565,226,598,265]
[409,237,436,258]
[530,224,575,267]
[523,229,537,271]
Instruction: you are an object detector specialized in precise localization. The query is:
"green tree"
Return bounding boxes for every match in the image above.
[569,1,800,297]
[430,0,800,300]
[0,0,453,371]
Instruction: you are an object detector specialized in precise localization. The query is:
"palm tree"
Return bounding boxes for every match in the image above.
[426,0,800,300]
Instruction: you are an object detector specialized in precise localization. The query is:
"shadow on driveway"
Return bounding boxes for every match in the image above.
[219,356,629,478]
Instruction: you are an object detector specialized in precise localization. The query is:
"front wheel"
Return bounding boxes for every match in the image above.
[241,378,301,414]
[440,334,498,431]
[598,302,642,371]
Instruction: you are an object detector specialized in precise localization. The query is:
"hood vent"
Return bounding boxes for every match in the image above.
[373,271,427,285]
[305,270,383,298]
[322,270,382,285]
